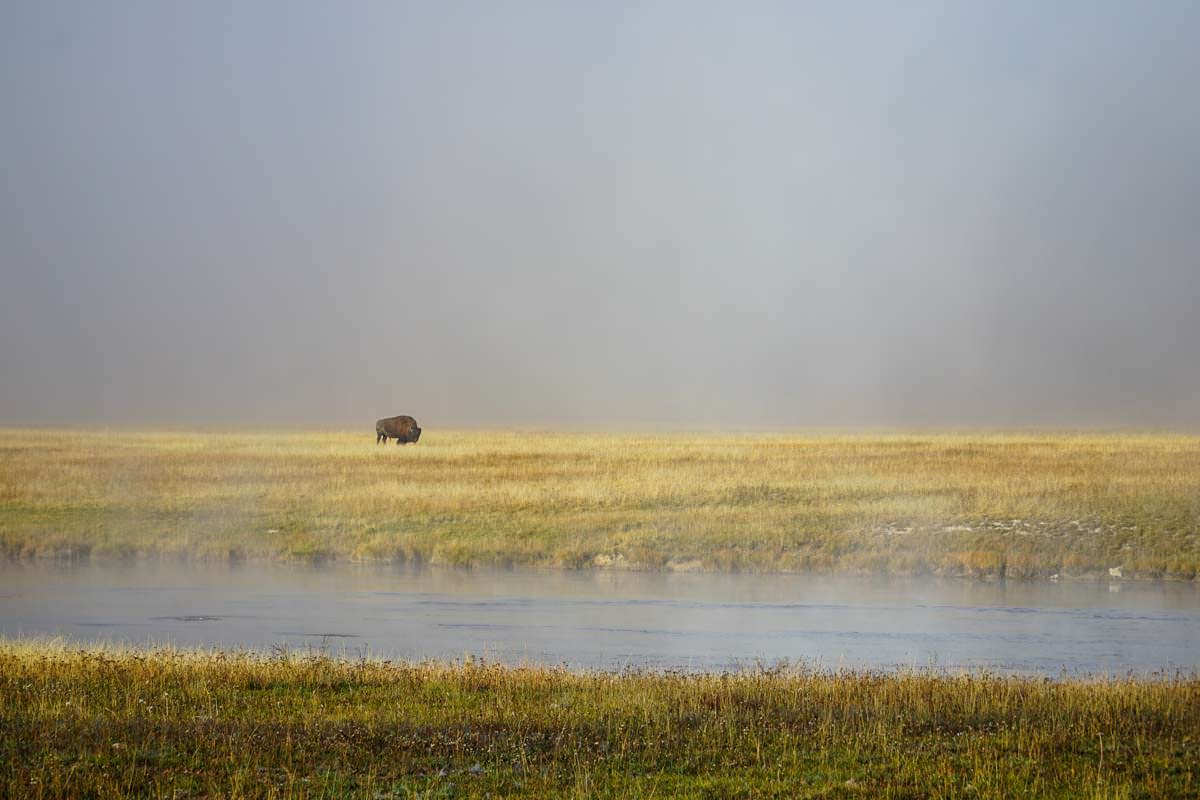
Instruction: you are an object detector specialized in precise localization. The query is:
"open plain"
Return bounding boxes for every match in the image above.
[2,429,1197,579]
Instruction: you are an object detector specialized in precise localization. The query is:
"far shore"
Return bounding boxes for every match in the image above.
[2,428,1197,581]
[6,550,1200,586]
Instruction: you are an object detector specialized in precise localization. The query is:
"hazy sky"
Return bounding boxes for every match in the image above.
[2,1,1198,428]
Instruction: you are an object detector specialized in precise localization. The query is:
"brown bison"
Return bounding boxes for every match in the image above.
[376,415,422,445]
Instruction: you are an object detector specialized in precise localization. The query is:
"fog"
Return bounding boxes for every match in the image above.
[3,1,1198,429]
[7,561,1200,674]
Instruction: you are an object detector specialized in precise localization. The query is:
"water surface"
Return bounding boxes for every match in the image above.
[2,563,1197,675]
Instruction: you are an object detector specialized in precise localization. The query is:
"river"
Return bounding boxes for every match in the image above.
[2,562,1197,675]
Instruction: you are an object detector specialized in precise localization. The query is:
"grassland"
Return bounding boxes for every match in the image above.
[1,428,1198,579]
[2,640,1197,799]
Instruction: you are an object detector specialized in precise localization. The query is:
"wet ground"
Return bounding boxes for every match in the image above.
[2,563,1197,675]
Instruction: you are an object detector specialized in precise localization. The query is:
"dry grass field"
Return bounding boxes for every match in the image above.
[3,640,1198,799]
[1,428,1198,579]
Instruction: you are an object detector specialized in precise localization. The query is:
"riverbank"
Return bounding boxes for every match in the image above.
[2,641,1197,798]
[2,429,1198,579]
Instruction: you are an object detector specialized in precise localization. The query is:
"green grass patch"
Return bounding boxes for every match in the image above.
[1,641,1197,798]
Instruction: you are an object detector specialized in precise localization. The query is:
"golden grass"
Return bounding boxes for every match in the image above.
[2,639,1198,798]
[1,428,1198,578]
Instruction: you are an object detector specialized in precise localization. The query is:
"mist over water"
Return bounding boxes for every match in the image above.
[4,563,1199,675]
[2,2,1199,428]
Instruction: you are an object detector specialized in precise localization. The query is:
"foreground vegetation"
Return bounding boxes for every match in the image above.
[2,641,1196,799]
[1,428,1198,579]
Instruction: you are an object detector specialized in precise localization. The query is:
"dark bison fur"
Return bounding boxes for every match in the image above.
[376,415,422,445]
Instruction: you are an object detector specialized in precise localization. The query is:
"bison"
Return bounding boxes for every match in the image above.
[376,415,422,445]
